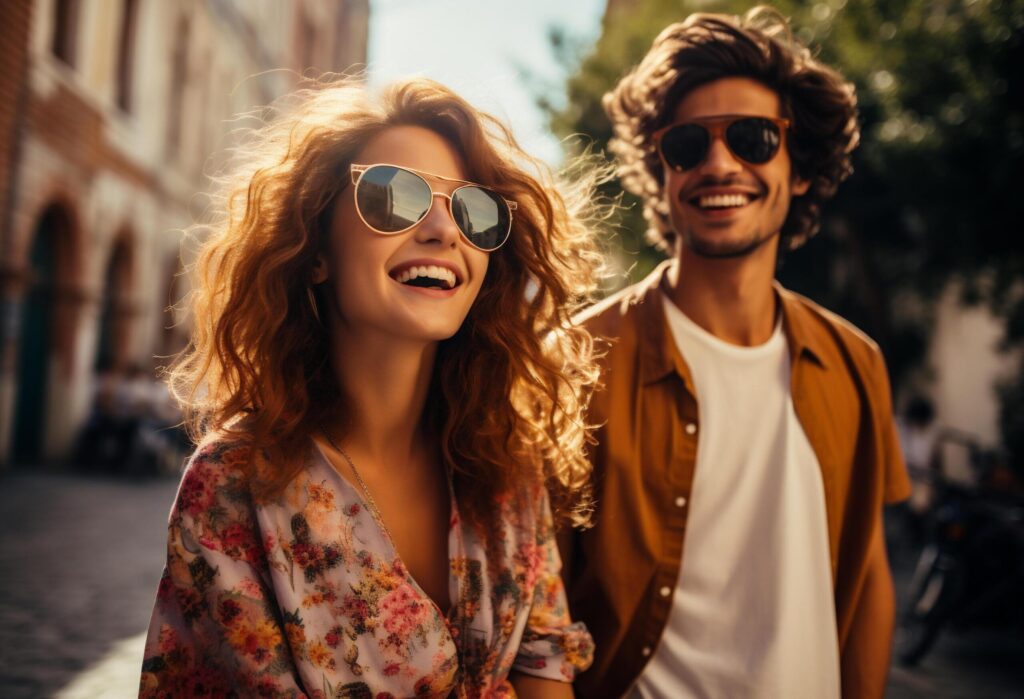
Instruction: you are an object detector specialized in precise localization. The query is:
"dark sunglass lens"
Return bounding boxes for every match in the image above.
[726,118,782,164]
[661,124,710,170]
[355,165,432,232]
[451,186,510,251]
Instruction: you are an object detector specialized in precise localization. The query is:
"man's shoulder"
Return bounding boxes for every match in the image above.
[779,286,886,373]
[574,265,665,339]
[573,285,640,337]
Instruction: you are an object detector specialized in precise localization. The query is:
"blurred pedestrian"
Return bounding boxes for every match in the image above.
[73,361,121,471]
[562,7,911,699]
[140,77,602,697]
[899,395,941,513]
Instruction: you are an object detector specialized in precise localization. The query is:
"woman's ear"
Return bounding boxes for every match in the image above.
[311,254,328,285]
[792,175,811,197]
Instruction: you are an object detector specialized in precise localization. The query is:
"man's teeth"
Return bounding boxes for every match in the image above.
[698,193,751,209]
[395,265,456,288]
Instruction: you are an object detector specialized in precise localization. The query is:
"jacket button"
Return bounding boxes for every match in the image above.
[685,422,697,435]
[659,586,672,598]
[642,646,652,657]
[675,496,687,508]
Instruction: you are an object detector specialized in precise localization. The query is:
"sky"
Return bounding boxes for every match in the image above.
[365,0,607,166]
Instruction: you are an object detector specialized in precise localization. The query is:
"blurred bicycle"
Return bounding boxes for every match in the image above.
[896,430,1024,666]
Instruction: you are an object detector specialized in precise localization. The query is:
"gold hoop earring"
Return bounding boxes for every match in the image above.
[307,287,322,324]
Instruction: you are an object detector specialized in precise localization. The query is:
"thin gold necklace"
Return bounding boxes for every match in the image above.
[320,430,396,546]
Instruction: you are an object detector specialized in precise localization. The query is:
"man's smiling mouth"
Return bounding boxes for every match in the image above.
[689,192,758,211]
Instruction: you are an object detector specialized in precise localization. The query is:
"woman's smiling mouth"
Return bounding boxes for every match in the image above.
[387,259,464,295]
[393,265,457,290]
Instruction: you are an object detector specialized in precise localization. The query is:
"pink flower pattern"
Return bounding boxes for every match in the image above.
[140,439,592,698]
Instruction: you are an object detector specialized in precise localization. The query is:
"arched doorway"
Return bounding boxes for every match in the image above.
[74,234,139,474]
[12,205,74,464]
[94,236,134,373]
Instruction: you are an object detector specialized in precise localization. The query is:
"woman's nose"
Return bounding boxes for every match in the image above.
[413,194,460,248]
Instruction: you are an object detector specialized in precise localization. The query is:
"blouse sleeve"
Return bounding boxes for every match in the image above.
[511,489,595,681]
[139,444,307,699]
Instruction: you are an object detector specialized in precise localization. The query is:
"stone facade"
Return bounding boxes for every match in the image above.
[0,0,369,466]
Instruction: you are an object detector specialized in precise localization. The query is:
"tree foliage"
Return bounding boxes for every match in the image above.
[543,0,1024,463]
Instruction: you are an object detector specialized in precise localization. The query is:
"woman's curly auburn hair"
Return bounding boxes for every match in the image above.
[604,6,860,253]
[169,77,608,527]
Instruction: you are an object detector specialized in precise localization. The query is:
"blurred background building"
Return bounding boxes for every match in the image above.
[0,0,369,469]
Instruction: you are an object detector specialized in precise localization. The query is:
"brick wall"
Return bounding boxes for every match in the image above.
[0,0,33,269]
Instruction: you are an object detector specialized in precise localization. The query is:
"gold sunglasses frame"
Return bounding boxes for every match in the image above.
[350,163,517,252]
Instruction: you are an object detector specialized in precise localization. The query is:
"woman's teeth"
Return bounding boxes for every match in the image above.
[395,265,456,290]
[696,193,752,209]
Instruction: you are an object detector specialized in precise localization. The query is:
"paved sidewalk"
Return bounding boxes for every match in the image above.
[885,543,1024,699]
[0,471,178,699]
[887,629,1024,699]
[1,470,1021,698]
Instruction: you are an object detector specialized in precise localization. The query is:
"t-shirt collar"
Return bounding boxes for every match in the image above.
[636,260,829,388]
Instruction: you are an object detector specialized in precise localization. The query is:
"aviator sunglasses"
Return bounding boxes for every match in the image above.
[654,115,791,172]
[350,163,517,252]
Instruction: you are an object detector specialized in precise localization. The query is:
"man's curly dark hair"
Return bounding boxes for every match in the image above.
[604,6,860,253]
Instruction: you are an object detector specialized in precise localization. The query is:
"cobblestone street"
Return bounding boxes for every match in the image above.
[1,471,1022,698]
[0,471,178,699]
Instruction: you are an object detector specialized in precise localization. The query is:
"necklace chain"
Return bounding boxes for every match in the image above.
[320,430,396,546]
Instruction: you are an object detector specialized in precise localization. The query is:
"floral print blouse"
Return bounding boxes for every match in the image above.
[140,439,593,698]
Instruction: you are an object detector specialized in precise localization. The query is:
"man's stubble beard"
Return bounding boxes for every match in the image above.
[676,222,778,259]
[671,183,789,260]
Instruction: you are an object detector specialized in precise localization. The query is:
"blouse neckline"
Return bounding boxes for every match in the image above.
[310,440,461,620]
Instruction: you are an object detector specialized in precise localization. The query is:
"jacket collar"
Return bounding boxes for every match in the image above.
[636,260,828,388]
[774,282,829,370]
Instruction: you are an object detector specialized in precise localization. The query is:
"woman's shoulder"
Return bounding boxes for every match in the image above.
[189,435,255,470]
[170,436,279,568]
[174,436,260,521]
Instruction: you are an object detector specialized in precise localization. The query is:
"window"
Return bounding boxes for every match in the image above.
[166,17,189,156]
[52,0,80,66]
[116,0,139,111]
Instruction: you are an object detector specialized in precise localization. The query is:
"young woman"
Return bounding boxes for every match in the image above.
[139,78,603,698]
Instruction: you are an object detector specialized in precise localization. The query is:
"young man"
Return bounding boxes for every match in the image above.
[564,9,911,699]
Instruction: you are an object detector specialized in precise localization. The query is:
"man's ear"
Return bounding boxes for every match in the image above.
[792,175,811,197]
[311,254,328,285]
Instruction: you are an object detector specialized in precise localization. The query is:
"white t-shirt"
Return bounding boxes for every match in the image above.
[632,296,840,699]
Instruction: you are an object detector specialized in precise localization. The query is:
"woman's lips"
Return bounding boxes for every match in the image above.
[389,274,459,298]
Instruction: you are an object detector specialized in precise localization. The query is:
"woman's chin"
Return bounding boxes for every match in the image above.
[386,318,466,344]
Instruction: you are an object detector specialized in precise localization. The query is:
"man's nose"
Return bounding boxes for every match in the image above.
[699,136,744,177]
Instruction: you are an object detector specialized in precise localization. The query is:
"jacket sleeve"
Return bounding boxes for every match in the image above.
[871,347,912,504]
[139,444,308,699]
